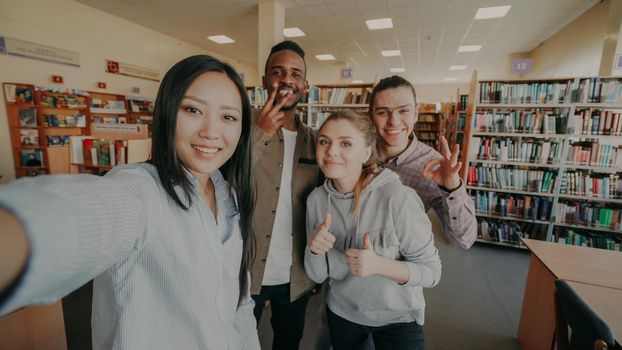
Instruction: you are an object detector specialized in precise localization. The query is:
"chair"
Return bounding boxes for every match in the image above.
[555,279,616,350]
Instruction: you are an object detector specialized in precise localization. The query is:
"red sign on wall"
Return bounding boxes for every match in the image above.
[52,75,63,83]
[97,82,107,89]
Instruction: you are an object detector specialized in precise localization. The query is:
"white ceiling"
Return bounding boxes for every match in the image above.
[75,0,599,84]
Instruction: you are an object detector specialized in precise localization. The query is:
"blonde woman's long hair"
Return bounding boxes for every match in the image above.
[319,109,379,219]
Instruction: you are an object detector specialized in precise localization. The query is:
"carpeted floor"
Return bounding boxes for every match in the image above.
[258,211,530,350]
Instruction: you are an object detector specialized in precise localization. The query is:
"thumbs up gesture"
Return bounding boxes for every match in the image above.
[309,213,336,255]
[345,233,378,277]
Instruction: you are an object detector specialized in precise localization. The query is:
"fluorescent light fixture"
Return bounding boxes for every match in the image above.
[315,54,335,61]
[352,80,364,83]
[366,18,393,30]
[458,45,481,53]
[284,27,305,37]
[449,65,467,70]
[207,35,234,44]
[444,77,458,82]
[390,67,405,73]
[475,5,511,20]
[381,50,401,57]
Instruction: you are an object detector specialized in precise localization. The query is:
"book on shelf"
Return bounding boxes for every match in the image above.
[471,190,553,221]
[566,141,621,168]
[20,149,44,167]
[567,108,622,136]
[559,172,621,199]
[467,165,557,193]
[90,99,127,113]
[471,136,562,164]
[128,99,154,113]
[551,227,621,251]
[478,78,622,104]
[307,86,372,105]
[40,94,87,109]
[473,109,566,134]
[15,86,34,104]
[20,129,39,146]
[19,108,37,127]
[46,135,70,146]
[554,201,622,231]
[44,114,86,127]
[477,218,547,244]
[73,137,129,167]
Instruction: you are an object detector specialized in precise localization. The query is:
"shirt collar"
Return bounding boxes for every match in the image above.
[382,132,419,167]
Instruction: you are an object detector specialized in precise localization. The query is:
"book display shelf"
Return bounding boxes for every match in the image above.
[462,75,622,251]
[4,83,90,177]
[3,82,154,178]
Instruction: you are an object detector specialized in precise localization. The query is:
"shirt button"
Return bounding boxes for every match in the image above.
[272,209,276,214]
[262,258,266,262]
[276,186,280,191]
[449,197,454,200]
[452,217,457,220]
[278,163,283,168]
[264,141,269,146]
[266,235,271,239]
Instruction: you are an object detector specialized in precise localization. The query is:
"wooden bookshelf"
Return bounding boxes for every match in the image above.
[463,76,622,250]
[125,96,154,135]
[3,83,91,178]
[298,83,374,129]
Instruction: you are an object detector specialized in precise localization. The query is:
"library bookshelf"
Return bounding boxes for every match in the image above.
[415,102,453,151]
[246,84,374,128]
[3,82,154,178]
[462,75,622,251]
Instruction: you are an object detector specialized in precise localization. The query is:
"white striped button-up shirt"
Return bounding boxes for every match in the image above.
[0,163,259,350]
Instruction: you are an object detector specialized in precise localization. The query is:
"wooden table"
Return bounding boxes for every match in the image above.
[518,239,622,350]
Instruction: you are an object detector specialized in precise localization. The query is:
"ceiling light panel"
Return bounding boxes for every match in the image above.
[474,6,512,20]
[283,27,306,37]
[207,35,234,44]
[366,18,393,30]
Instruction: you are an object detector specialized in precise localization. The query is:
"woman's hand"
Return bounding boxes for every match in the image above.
[309,212,335,255]
[345,233,378,277]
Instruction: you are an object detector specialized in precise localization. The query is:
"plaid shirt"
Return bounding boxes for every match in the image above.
[380,135,477,249]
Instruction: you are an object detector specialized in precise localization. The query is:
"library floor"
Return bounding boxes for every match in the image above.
[258,212,530,350]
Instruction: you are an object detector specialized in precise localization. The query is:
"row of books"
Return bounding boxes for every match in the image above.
[554,201,622,231]
[90,99,127,114]
[471,137,562,164]
[478,78,622,104]
[473,110,563,134]
[477,219,547,244]
[44,114,87,127]
[467,165,557,193]
[40,94,87,110]
[559,172,621,199]
[471,191,553,221]
[19,129,73,147]
[127,99,154,113]
[567,142,622,168]
[415,124,439,131]
[79,138,128,167]
[307,86,372,105]
[567,109,622,136]
[246,87,267,106]
[92,116,128,124]
[304,110,330,129]
[551,227,621,251]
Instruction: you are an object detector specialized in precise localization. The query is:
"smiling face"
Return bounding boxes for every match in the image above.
[263,49,308,110]
[175,71,242,183]
[371,86,418,157]
[317,119,372,193]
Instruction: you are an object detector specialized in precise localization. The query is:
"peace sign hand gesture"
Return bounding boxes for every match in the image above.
[255,83,292,136]
[422,135,462,190]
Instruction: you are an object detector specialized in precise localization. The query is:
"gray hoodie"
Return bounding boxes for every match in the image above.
[304,168,441,327]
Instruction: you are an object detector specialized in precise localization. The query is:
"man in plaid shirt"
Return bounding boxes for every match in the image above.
[369,76,477,249]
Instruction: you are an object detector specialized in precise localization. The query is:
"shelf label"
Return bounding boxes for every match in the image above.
[0,36,80,67]
[106,60,159,82]
[92,124,142,134]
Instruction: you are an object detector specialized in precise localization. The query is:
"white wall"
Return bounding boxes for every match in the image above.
[0,0,258,182]
[522,0,608,79]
